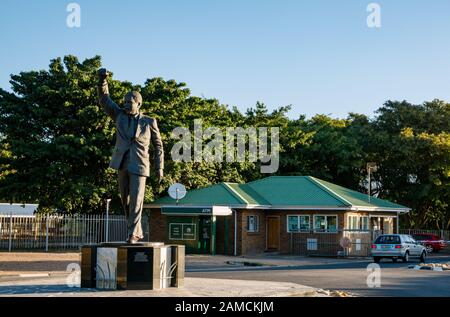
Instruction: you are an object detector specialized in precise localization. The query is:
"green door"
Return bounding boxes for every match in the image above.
[198,216,211,254]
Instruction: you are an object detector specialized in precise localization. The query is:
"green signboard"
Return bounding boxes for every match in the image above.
[169,223,196,240]
[183,224,196,240]
[162,206,212,215]
[169,224,183,239]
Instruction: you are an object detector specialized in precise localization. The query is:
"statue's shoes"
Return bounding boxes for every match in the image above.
[127,235,141,244]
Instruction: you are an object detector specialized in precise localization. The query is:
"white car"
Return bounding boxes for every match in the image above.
[371,234,427,263]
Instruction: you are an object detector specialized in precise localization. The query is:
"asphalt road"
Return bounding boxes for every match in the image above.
[186,255,450,297]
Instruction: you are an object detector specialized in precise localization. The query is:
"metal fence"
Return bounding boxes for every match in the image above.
[0,214,149,251]
[289,229,381,257]
[399,229,450,254]
[399,229,450,242]
[289,229,450,257]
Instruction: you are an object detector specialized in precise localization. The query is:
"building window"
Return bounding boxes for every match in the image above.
[287,215,310,232]
[314,215,338,233]
[361,216,369,230]
[348,216,356,230]
[247,215,259,233]
[348,215,369,231]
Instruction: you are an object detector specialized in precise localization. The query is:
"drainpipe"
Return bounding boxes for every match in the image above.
[396,211,399,234]
[233,209,237,256]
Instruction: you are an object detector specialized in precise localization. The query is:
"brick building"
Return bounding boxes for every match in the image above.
[144,176,410,256]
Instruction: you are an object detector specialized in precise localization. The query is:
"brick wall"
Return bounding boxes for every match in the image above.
[274,211,345,254]
[147,207,399,256]
[147,208,236,255]
[238,209,267,255]
[147,208,167,242]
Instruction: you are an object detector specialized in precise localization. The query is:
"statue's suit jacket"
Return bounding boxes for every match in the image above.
[98,81,164,177]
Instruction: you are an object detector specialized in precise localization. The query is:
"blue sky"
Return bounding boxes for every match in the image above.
[1,0,450,118]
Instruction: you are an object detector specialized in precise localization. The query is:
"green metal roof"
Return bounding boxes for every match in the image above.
[310,177,407,209]
[225,183,270,205]
[153,183,244,206]
[148,176,409,211]
[241,176,346,207]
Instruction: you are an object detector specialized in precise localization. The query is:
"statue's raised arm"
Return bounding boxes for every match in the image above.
[97,68,121,121]
[96,67,164,244]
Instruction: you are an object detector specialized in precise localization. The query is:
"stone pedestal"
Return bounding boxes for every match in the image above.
[80,242,184,290]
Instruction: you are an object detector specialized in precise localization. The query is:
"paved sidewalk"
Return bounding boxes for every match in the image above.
[0,252,364,297]
[0,276,320,297]
[0,252,80,277]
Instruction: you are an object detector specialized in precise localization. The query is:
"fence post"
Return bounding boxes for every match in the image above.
[45,216,49,252]
[8,213,13,252]
[105,199,111,243]
[290,232,293,254]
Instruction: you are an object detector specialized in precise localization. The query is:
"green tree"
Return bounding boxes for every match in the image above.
[1,55,449,230]
[0,55,129,213]
[371,100,450,229]
[0,55,288,213]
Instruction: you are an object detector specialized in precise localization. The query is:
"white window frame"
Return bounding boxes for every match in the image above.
[313,215,338,233]
[247,215,259,233]
[287,215,310,233]
[348,215,358,230]
[347,215,369,231]
[361,216,369,231]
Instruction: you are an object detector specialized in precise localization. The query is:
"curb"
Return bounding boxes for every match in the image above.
[408,264,450,271]
[225,260,274,267]
[0,272,70,282]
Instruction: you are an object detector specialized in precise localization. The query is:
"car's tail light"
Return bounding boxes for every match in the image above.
[371,244,377,249]
[395,245,402,249]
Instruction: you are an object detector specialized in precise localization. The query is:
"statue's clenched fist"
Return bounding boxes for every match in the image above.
[98,68,109,82]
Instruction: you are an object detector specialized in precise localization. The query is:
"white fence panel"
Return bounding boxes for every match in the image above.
[0,214,140,251]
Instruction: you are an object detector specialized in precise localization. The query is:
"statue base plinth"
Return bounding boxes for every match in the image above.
[80,242,184,290]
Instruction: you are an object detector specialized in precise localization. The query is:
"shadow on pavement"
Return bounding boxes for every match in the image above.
[0,284,97,295]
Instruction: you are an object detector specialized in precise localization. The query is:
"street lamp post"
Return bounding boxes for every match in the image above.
[366,162,378,203]
[105,198,111,242]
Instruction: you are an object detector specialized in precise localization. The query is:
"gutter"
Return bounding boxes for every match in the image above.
[145,203,410,213]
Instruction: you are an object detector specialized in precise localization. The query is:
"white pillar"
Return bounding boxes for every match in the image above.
[396,212,399,234]
[234,209,237,256]
[45,216,49,252]
[8,213,13,252]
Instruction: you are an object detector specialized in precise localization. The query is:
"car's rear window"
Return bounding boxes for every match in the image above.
[412,235,430,241]
[375,235,401,244]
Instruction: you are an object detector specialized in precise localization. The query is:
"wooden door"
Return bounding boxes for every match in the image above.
[267,216,280,250]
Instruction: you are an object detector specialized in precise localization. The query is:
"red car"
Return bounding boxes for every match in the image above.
[411,233,447,253]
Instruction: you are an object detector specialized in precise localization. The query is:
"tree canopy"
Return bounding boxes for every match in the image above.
[0,55,448,229]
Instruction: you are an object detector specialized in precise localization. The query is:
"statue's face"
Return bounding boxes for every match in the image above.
[123,94,140,115]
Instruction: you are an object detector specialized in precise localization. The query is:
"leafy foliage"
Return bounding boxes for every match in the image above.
[0,56,448,229]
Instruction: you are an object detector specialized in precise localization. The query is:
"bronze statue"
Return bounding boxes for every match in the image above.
[97,68,164,244]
